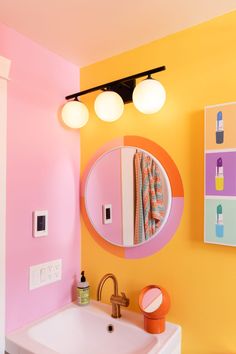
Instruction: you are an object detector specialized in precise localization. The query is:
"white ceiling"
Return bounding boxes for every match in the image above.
[0,0,235,67]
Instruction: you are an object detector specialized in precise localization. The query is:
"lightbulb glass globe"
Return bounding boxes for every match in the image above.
[94,91,124,122]
[132,79,166,114]
[61,100,89,128]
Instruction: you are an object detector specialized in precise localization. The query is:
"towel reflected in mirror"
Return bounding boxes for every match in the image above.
[134,152,165,245]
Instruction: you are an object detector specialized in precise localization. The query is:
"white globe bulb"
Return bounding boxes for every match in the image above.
[132,79,166,114]
[94,91,124,122]
[61,100,89,128]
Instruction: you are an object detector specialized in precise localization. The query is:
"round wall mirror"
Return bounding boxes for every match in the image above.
[82,136,184,258]
[85,147,171,247]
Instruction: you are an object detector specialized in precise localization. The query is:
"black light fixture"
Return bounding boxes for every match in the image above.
[62,65,166,128]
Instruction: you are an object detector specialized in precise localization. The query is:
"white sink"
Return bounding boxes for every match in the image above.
[6,301,181,354]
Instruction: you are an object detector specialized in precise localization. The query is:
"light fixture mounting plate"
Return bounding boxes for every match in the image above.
[106,79,136,103]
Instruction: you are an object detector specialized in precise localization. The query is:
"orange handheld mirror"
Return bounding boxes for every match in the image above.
[139,285,170,334]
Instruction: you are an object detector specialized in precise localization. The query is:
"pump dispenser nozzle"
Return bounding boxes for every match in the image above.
[81,271,86,282]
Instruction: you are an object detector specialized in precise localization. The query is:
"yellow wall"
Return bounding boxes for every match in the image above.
[80,11,236,354]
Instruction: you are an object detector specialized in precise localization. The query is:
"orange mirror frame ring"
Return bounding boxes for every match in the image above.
[81,136,184,259]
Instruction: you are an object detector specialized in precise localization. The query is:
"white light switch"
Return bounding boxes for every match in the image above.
[29,259,62,290]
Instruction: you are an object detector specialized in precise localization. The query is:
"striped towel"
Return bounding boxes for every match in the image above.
[134,152,165,244]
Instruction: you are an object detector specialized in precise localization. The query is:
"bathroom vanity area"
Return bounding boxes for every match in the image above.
[6,301,181,354]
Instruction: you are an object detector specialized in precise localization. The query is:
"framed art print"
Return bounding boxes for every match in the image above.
[204,102,236,246]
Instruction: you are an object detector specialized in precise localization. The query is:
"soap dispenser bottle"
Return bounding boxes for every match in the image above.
[77,271,90,305]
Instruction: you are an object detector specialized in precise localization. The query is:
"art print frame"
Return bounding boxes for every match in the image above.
[204,102,236,247]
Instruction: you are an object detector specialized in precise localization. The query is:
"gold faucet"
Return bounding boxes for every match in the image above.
[97,273,130,318]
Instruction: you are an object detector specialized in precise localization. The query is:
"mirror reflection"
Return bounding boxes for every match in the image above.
[85,147,171,247]
[141,288,163,313]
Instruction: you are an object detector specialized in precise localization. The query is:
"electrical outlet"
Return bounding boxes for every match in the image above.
[29,259,62,290]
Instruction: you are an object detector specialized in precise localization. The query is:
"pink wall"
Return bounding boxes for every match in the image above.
[0,23,81,333]
[86,149,123,245]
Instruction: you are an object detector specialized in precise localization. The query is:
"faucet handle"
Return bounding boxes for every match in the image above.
[121,292,130,307]
[110,292,130,307]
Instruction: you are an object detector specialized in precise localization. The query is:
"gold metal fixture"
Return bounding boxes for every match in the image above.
[97,273,130,318]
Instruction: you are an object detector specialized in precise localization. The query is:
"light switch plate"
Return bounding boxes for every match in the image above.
[103,204,112,224]
[29,259,62,290]
[33,210,48,237]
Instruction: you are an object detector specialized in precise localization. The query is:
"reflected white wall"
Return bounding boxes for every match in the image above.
[0,54,11,354]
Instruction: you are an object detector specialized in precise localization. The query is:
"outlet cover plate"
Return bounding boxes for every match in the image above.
[29,259,62,290]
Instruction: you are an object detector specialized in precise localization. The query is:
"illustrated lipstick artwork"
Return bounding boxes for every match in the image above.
[216,111,224,144]
[215,157,224,191]
[216,204,224,238]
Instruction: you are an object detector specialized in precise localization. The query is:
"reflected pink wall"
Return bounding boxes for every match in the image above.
[86,149,123,245]
[0,23,81,332]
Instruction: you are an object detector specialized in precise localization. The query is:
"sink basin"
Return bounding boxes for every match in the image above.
[6,300,181,354]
